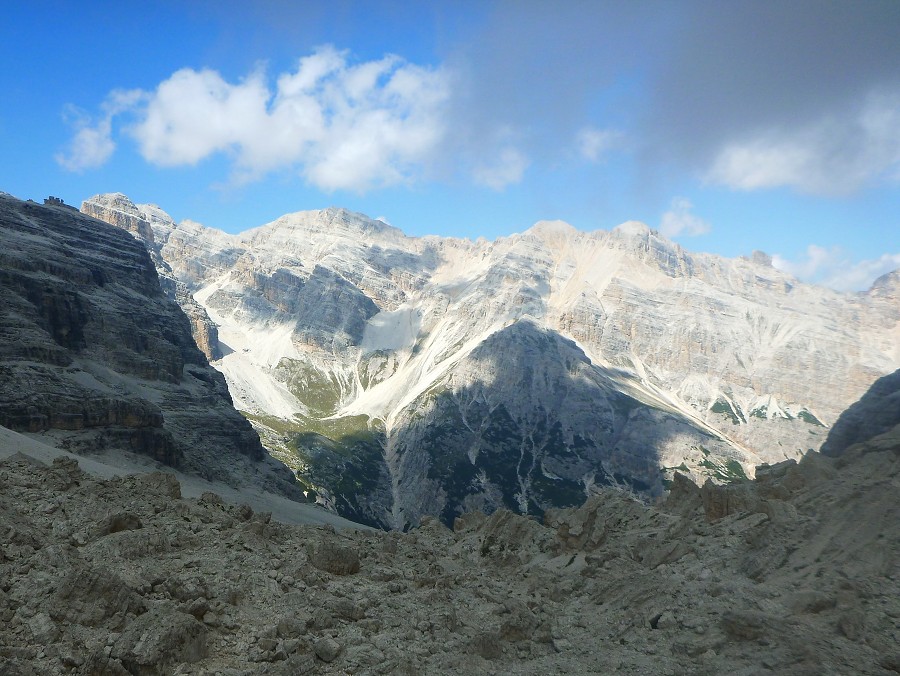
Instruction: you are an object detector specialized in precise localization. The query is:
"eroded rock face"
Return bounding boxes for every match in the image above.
[0,193,300,498]
[0,405,897,675]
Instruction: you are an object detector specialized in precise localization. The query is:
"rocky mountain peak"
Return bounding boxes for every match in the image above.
[81,194,225,362]
[869,269,900,299]
[750,250,773,267]
[612,220,652,238]
[524,219,580,244]
[81,192,156,244]
[75,192,900,529]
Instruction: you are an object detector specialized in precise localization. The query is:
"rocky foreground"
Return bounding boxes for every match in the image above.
[2,424,897,674]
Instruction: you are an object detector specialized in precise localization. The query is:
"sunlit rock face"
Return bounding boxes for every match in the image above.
[83,194,900,528]
[0,193,300,499]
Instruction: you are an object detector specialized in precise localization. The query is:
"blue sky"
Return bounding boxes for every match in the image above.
[2,0,899,290]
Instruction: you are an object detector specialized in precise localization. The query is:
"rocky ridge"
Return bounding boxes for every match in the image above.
[0,369,897,674]
[81,194,900,529]
[0,193,299,499]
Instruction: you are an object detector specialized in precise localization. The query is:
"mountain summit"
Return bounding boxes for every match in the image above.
[83,193,900,528]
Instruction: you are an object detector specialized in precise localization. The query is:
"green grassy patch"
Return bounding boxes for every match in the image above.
[699,456,749,483]
[274,358,343,415]
[797,410,825,427]
[711,399,743,425]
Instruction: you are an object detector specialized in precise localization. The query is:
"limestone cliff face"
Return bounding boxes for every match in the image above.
[81,194,222,362]
[77,194,900,528]
[0,193,300,498]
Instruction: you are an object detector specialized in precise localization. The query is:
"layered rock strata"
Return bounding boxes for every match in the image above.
[81,193,222,362]
[0,193,299,498]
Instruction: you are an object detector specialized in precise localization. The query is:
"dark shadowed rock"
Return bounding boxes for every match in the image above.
[820,368,900,457]
[0,193,301,500]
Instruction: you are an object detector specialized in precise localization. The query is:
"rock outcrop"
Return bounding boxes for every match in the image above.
[79,194,900,529]
[0,193,299,498]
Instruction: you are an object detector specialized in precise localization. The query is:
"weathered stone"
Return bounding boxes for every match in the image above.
[700,479,760,521]
[721,610,768,641]
[313,636,342,662]
[309,542,360,576]
[112,607,208,674]
[471,631,503,659]
[50,565,145,628]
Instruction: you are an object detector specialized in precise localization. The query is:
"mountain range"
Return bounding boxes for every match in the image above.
[82,193,900,529]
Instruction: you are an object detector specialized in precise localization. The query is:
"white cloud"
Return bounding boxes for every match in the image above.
[55,90,143,172]
[707,89,900,195]
[58,47,451,192]
[658,197,710,238]
[773,245,900,291]
[55,108,115,172]
[472,146,529,190]
[576,126,621,162]
[132,67,271,168]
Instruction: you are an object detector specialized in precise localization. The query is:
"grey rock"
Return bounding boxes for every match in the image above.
[313,636,342,662]
[0,413,898,676]
[308,542,361,576]
[111,607,208,674]
[0,192,302,501]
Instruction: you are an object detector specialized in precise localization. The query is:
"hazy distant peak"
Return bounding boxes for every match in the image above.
[526,219,579,238]
[869,269,900,297]
[613,220,652,238]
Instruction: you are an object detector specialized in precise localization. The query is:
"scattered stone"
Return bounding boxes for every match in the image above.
[0,405,897,675]
[309,542,360,576]
[314,636,342,663]
[471,631,503,659]
[111,607,208,674]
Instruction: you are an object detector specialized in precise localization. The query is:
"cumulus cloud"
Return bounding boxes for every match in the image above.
[55,108,115,172]
[658,197,710,238]
[646,1,900,195]
[58,47,451,192]
[55,90,144,172]
[773,246,900,292]
[576,127,621,163]
[706,90,900,194]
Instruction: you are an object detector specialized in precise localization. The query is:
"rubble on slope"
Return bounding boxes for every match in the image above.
[1,427,897,675]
